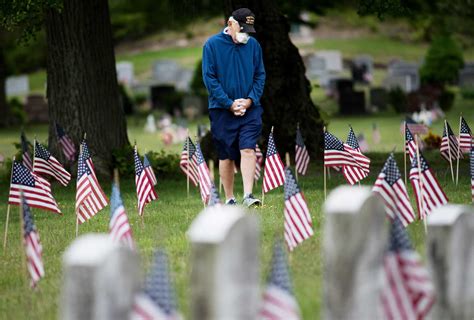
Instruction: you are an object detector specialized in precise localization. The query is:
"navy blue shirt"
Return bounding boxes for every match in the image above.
[202,29,266,110]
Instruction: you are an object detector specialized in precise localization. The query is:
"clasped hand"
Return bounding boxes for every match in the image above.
[230,98,252,116]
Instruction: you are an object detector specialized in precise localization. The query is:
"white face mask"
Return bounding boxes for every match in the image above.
[236,32,250,44]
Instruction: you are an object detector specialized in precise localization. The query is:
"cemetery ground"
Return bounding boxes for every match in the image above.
[1,94,473,318]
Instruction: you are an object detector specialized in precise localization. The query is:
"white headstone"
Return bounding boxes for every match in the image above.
[153,60,182,85]
[116,61,135,85]
[187,205,260,320]
[6,75,29,96]
[316,50,343,73]
[323,186,388,320]
[384,61,420,92]
[60,234,140,320]
[427,205,474,319]
[144,114,157,133]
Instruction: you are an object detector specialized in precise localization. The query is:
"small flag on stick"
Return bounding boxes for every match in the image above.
[195,143,212,205]
[131,250,182,320]
[33,141,71,186]
[284,167,313,251]
[259,240,301,320]
[134,146,157,216]
[263,130,285,193]
[20,193,45,288]
[109,183,134,249]
[21,132,33,171]
[55,123,76,162]
[179,137,199,187]
[295,126,310,176]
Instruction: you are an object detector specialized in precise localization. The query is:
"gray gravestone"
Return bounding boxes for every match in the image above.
[6,75,29,96]
[459,63,474,88]
[317,50,343,73]
[60,234,140,320]
[384,61,420,92]
[116,61,135,85]
[353,54,374,75]
[305,54,327,81]
[323,186,388,320]
[153,60,182,85]
[427,205,474,320]
[175,69,193,92]
[187,205,260,320]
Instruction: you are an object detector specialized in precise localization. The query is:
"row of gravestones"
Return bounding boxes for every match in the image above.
[60,186,474,320]
[304,51,474,93]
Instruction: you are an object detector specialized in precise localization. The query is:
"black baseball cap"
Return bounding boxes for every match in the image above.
[231,8,256,33]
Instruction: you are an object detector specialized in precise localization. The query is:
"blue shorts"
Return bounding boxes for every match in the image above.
[209,106,263,160]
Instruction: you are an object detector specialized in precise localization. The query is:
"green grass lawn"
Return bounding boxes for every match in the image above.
[0,149,471,319]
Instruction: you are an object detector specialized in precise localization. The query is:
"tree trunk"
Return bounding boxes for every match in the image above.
[45,0,129,175]
[0,42,10,128]
[223,0,324,158]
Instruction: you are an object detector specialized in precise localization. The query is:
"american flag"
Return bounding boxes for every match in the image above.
[373,154,416,227]
[284,168,313,251]
[470,146,474,203]
[372,123,381,144]
[109,183,134,249]
[207,182,221,207]
[75,140,108,224]
[405,124,417,161]
[21,132,33,171]
[263,132,285,193]
[459,116,472,153]
[405,116,428,136]
[20,194,45,288]
[295,127,310,176]
[33,141,71,186]
[132,250,181,320]
[8,161,61,214]
[381,218,435,319]
[441,121,462,162]
[179,137,199,187]
[324,131,355,168]
[343,127,370,184]
[259,240,301,320]
[409,152,448,219]
[195,143,212,205]
[55,123,76,162]
[143,154,157,186]
[255,144,263,180]
[134,146,157,216]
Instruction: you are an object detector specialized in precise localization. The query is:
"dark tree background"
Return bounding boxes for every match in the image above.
[45,0,129,174]
[223,0,324,158]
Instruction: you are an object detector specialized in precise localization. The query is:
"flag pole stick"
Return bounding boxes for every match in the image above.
[3,156,15,251]
[33,137,36,171]
[186,131,190,198]
[323,127,327,200]
[445,120,455,183]
[76,140,84,238]
[295,123,299,182]
[404,121,407,186]
[415,136,427,234]
[285,152,290,168]
[456,114,462,186]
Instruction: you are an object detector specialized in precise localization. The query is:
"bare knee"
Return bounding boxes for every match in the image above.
[240,148,255,158]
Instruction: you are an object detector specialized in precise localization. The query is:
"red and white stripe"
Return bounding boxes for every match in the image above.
[409,167,448,220]
[198,162,212,205]
[284,192,313,251]
[406,140,417,161]
[33,154,71,187]
[109,208,134,250]
[76,174,108,224]
[23,152,33,171]
[255,144,263,180]
[441,134,462,162]
[145,166,157,186]
[295,145,309,176]
[136,171,157,217]
[59,136,76,161]
[179,151,199,187]
[382,252,435,320]
[24,228,44,287]
[263,154,285,193]
[373,174,416,227]
[131,293,181,320]
[459,133,472,153]
[259,285,301,320]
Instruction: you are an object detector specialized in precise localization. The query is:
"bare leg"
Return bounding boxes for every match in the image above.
[240,148,256,195]
[219,159,235,200]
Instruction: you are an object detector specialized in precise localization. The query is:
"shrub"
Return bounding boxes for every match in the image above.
[8,98,27,125]
[112,145,180,179]
[388,87,408,113]
[190,59,207,98]
[420,35,464,86]
[460,88,474,99]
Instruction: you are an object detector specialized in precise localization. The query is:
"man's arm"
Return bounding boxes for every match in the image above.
[202,43,234,109]
[247,42,266,106]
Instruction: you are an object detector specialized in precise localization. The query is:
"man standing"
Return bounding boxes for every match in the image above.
[202,8,265,206]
